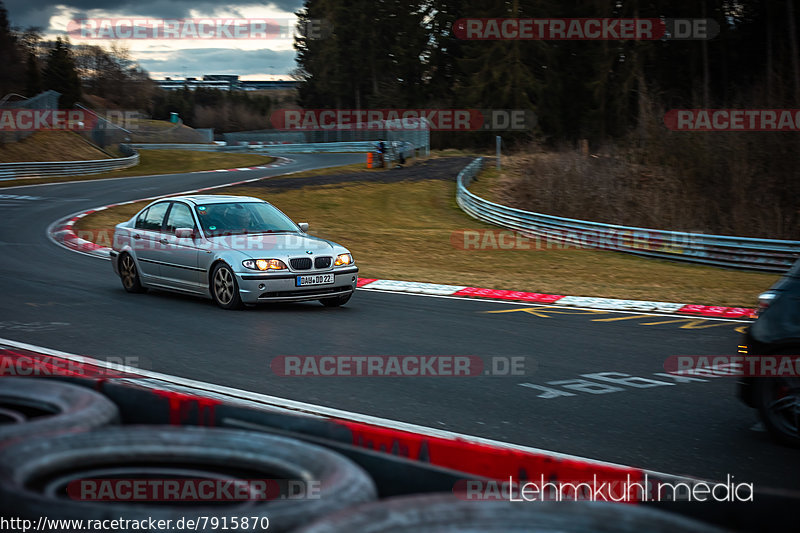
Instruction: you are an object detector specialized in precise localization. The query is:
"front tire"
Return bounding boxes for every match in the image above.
[118,253,146,293]
[320,292,352,307]
[211,263,244,310]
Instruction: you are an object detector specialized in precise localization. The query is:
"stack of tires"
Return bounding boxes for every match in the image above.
[0,379,729,532]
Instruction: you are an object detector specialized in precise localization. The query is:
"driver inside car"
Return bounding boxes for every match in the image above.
[223,204,255,232]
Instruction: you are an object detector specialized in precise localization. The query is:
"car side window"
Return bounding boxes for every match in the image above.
[138,202,170,232]
[134,208,150,230]
[165,202,196,234]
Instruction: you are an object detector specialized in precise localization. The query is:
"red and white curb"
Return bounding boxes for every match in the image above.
[48,157,753,321]
[208,156,294,173]
[356,279,754,319]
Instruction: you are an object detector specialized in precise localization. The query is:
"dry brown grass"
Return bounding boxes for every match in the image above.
[0,131,111,163]
[494,136,800,240]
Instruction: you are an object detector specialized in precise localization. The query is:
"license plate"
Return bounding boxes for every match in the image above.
[296,274,334,287]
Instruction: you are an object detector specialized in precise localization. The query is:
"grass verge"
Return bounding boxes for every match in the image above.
[74,160,779,307]
[0,150,276,188]
[0,131,111,164]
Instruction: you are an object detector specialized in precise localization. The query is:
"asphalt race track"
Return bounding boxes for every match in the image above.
[1,152,798,494]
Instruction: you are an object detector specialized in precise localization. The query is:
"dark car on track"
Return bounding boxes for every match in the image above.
[738,258,800,447]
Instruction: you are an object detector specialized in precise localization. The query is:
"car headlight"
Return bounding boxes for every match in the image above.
[242,259,288,271]
[334,253,353,266]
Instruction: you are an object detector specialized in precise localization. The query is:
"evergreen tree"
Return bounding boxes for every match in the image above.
[42,37,82,107]
[0,0,22,96]
[24,51,41,96]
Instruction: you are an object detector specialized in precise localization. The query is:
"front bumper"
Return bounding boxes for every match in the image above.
[235,266,359,304]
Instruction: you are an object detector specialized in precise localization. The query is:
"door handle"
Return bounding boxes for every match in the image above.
[133,234,141,240]
[159,238,169,245]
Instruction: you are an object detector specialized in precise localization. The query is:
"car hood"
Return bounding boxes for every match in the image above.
[205,233,338,257]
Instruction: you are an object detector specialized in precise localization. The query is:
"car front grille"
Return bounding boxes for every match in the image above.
[314,256,332,269]
[290,257,312,270]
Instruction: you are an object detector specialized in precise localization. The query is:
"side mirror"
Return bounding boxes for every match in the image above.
[298,222,309,232]
[175,228,195,239]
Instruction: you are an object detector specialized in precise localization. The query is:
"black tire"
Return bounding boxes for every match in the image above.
[0,426,376,533]
[293,494,728,533]
[0,378,119,443]
[211,263,244,310]
[755,351,800,447]
[118,252,146,293]
[320,292,352,307]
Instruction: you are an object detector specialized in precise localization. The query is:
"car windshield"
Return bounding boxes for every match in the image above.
[194,202,298,236]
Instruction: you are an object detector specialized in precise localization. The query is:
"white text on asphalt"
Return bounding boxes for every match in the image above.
[519,370,713,399]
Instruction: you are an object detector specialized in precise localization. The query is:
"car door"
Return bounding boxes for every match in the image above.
[158,201,204,290]
[131,202,170,280]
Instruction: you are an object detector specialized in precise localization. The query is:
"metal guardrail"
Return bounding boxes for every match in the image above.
[127,143,220,151]
[456,157,800,272]
[241,141,379,153]
[128,141,374,153]
[0,151,139,180]
[252,141,417,159]
[129,141,416,156]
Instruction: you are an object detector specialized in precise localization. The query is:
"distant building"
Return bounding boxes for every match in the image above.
[155,76,297,92]
[240,80,298,91]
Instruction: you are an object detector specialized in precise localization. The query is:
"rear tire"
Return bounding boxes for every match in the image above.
[320,292,352,307]
[756,360,800,448]
[118,253,146,293]
[211,263,244,310]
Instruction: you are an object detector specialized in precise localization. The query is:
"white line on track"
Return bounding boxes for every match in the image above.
[0,335,694,481]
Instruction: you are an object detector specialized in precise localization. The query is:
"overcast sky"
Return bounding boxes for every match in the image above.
[4,0,304,79]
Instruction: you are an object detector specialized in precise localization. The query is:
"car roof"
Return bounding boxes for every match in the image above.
[162,195,266,205]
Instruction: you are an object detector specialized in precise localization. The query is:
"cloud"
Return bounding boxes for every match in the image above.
[136,47,297,78]
[4,0,304,31]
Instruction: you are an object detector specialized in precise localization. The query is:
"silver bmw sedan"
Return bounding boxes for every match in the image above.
[111,195,358,309]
